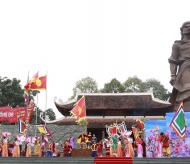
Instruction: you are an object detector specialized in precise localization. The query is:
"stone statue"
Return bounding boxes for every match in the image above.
[168,21,190,111]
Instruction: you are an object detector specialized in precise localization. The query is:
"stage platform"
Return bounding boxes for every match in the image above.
[0,157,190,164]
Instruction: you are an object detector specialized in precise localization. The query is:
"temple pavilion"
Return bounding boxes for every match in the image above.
[53,93,173,141]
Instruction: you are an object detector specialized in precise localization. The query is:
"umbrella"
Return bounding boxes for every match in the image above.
[2,132,11,137]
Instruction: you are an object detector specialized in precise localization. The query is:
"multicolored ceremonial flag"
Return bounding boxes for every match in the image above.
[70,96,86,122]
[29,75,47,90]
[134,118,145,130]
[170,101,187,139]
[116,121,127,133]
[106,125,117,136]
[23,89,29,105]
[36,124,52,136]
[18,118,26,134]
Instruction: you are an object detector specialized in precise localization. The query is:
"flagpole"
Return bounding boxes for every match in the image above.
[45,71,47,126]
[35,92,38,136]
[25,71,30,137]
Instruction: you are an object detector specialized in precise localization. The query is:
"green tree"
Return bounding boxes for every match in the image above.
[0,77,25,107]
[123,76,145,92]
[43,108,56,121]
[31,107,43,124]
[100,78,125,93]
[144,78,170,101]
[70,76,98,99]
[31,108,56,124]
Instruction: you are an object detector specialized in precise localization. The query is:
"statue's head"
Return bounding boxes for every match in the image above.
[180,21,190,38]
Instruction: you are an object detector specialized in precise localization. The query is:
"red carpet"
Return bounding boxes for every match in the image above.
[94,157,133,164]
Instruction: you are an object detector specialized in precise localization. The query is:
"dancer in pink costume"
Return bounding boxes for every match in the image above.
[136,136,143,158]
[124,135,134,158]
[157,133,162,157]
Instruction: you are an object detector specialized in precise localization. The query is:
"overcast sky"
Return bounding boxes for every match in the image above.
[1,0,190,119]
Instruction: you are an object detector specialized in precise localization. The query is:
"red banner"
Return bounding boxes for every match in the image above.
[0,101,34,123]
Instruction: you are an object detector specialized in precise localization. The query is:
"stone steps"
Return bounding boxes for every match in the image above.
[133,157,190,164]
[0,157,94,164]
[1,157,190,164]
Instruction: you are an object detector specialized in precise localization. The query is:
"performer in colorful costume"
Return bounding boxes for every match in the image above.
[91,141,97,157]
[12,138,20,157]
[47,142,53,157]
[117,138,123,157]
[34,137,40,156]
[2,135,8,157]
[111,135,117,157]
[97,141,103,157]
[86,132,92,149]
[136,136,143,158]
[69,136,75,148]
[63,140,72,157]
[160,132,170,157]
[25,142,31,157]
[77,133,87,149]
[124,135,134,158]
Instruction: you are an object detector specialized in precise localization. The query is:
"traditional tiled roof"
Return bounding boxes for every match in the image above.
[54,93,173,117]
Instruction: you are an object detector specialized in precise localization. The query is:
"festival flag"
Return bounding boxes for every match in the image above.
[23,89,29,105]
[134,118,145,130]
[29,75,47,90]
[18,118,26,134]
[170,101,187,139]
[116,121,127,133]
[106,125,117,136]
[24,71,39,90]
[70,96,86,122]
[36,124,52,136]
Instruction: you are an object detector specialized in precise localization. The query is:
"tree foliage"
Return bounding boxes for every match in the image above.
[70,76,98,99]
[31,107,43,124]
[100,78,125,93]
[143,78,170,101]
[99,76,170,100]
[42,108,56,121]
[31,108,56,124]
[0,77,25,107]
[123,76,145,92]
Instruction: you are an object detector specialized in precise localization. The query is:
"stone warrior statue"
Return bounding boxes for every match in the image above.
[168,21,190,111]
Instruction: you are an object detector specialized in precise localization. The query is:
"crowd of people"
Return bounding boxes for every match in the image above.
[76,131,145,158]
[0,132,70,157]
[0,130,170,158]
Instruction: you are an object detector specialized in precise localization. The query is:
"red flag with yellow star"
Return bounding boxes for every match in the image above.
[29,75,47,90]
[70,96,86,122]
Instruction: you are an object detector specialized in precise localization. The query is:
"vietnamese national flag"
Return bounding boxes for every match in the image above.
[70,96,86,121]
[29,75,47,90]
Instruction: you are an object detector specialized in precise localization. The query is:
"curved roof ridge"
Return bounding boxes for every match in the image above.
[54,96,77,105]
[78,92,153,96]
